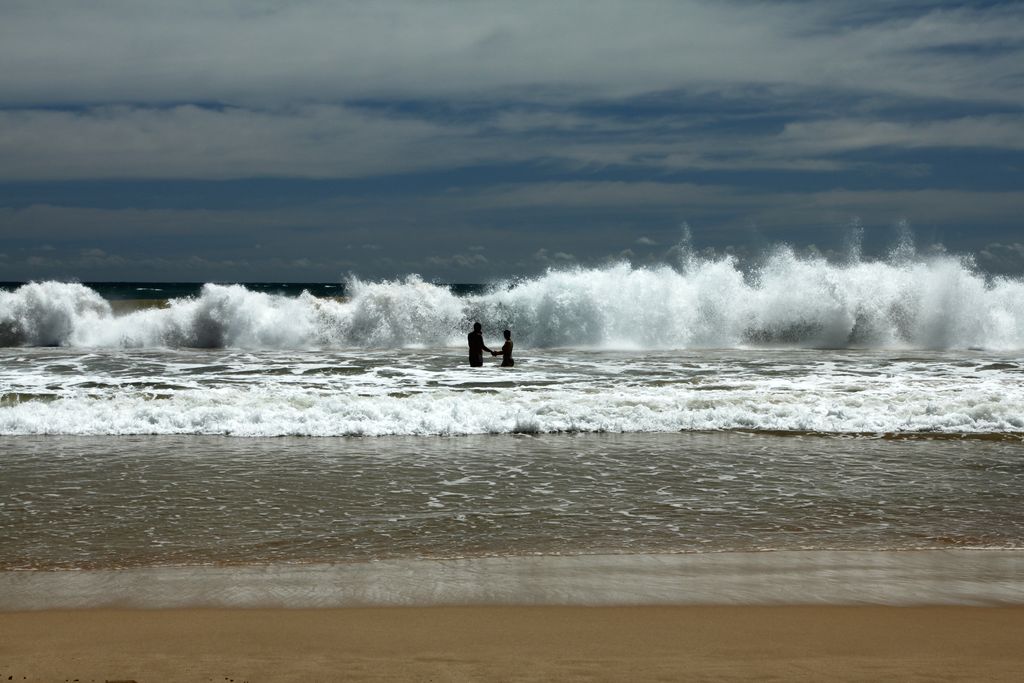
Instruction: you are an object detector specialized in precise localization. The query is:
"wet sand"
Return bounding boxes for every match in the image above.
[2,605,1023,682]
[4,551,1023,609]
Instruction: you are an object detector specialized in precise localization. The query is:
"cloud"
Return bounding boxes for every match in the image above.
[776,116,1024,154]
[0,104,691,180]
[2,2,1022,107]
[9,182,1023,248]
[427,252,489,268]
[744,188,1024,231]
[3,0,1023,283]
[4,100,1020,182]
[0,2,1020,188]
[0,105,492,181]
[533,248,575,264]
[4,182,1023,281]
[461,181,731,209]
[0,247,353,282]
[0,203,303,239]
[978,242,1024,276]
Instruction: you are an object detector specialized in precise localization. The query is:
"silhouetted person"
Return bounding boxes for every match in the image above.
[467,322,492,367]
[492,329,514,367]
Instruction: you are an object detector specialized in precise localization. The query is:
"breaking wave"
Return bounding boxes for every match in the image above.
[3,249,1024,350]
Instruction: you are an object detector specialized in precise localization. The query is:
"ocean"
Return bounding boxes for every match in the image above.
[2,253,1023,606]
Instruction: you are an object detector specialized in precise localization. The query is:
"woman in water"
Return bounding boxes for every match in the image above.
[492,329,514,367]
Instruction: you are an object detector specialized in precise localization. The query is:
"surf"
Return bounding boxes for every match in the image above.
[2,248,1023,350]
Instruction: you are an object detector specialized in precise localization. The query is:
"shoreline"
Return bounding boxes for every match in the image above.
[3,549,1023,610]
[2,605,1023,681]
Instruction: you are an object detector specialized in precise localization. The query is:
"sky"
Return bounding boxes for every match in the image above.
[1,0,1023,283]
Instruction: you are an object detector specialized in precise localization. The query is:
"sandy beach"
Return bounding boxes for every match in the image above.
[1,605,1022,682]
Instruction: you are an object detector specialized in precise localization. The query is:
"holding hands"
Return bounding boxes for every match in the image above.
[469,323,513,367]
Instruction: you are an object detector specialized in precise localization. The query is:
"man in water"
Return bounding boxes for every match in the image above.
[467,322,493,367]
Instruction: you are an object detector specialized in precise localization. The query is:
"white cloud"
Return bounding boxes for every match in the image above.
[1,3,1022,185]
[77,248,127,267]
[533,248,576,264]
[0,1,1022,107]
[3,100,1019,182]
[427,252,489,268]
[777,116,1024,154]
[0,105,494,181]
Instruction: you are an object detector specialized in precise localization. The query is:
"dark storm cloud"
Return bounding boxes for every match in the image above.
[1,1,1022,281]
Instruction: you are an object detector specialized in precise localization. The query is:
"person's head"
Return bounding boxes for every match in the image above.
[473,322,482,332]
[503,329,511,340]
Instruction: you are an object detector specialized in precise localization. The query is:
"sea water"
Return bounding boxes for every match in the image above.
[1,252,1023,604]
[2,431,1022,570]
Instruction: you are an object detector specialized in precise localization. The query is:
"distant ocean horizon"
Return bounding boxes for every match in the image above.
[0,280,489,301]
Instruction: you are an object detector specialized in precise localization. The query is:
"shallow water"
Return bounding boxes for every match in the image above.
[2,432,1021,570]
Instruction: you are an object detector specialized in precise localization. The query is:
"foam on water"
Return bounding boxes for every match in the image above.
[3,249,1024,351]
[4,247,1024,437]
[1,348,1023,436]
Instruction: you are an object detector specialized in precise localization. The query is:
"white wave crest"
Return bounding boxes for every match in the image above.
[0,281,111,346]
[3,251,1024,350]
[2,380,1022,437]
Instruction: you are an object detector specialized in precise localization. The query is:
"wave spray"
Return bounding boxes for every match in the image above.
[2,247,1023,350]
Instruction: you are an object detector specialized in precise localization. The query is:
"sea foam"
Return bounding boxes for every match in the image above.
[3,250,1024,350]
[2,364,1022,437]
